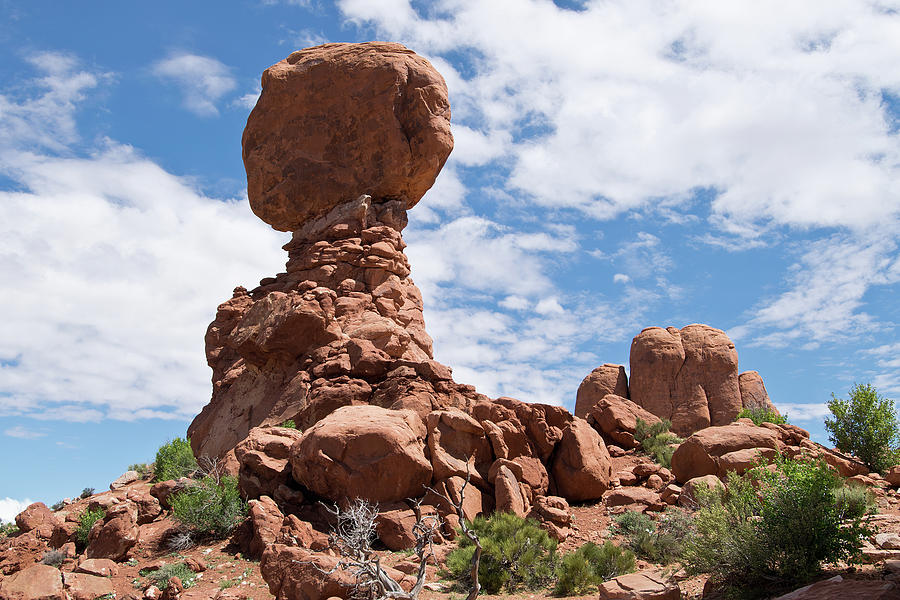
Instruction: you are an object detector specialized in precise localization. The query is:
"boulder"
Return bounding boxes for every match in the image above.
[243,42,453,231]
[494,465,528,518]
[887,465,900,487]
[738,370,779,414]
[248,496,285,559]
[110,470,141,490]
[0,564,64,600]
[597,570,680,600]
[678,475,724,508]
[426,409,493,487]
[772,576,900,600]
[587,394,662,449]
[375,504,440,551]
[125,489,162,525]
[551,419,612,502]
[75,558,118,577]
[290,405,432,503]
[149,478,190,510]
[629,324,742,436]
[14,503,60,540]
[670,422,780,483]
[235,426,305,500]
[85,504,138,561]
[574,364,629,418]
[62,572,115,600]
[605,487,660,507]
[530,495,571,526]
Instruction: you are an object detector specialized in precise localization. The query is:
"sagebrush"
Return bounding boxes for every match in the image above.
[170,475,247,539]
[141,562,197,590]
[612,508,692,564]
[635,418,683,468]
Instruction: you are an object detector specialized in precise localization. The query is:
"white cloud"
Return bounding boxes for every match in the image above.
[0,55,287,423]
[152,53,237,117]
[233,82,262,110]
[775,402,831,423]
[613,273,630,284]
[3,425,46,439]
[0,498,33,524]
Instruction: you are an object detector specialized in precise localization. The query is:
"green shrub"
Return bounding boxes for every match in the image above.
[635,419,683,468]
[80,487,94,499]
[129,463,150,477]
[554,541,635,595]
[171,475,247,539]
[141,562,197,590]
[446,512,557,594]
[825,383,900,474]
[612,508,692,564]
[153,437,198,482]
[736,407,788,426]
[75,508,106,551]
[683,454,873,597]
[834,483,876,520]
[279,419,296,429]
[0,522,19,537]
[50,500,65,511]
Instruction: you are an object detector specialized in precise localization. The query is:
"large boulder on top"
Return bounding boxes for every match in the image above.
[14,502,60,540]
[586,394,662,449]
[574,364,629,418]
[629,324,742,436]
[290,405,433,503]
[670,422,781,483]
[243,42,453,231]
[551,419,612,502]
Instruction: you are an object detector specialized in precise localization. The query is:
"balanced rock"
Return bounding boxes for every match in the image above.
[551,419,612,502]
[574,364,628,418]
[290,405,433,503]
[738,370,779,415]
[243,42,452,232]
[629,324,742,436]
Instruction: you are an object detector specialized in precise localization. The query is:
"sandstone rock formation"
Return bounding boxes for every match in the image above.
[586,394,662,449]
[243,42,453,232]
[738,370,779,415]
[574,363,628,418]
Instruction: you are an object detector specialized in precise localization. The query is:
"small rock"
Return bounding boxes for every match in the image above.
[876,533,900,550]
[110,470,141,490]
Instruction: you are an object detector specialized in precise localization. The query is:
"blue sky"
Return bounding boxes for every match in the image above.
[1,0,899,521]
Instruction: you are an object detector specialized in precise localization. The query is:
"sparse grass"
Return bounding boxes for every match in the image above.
[635,419,683,468]
[75,507,106,552]
[279,419,296,429]
[834,483,876,519]
[141,562,197,590]
[40,549,66,567]
[737,407,788,426]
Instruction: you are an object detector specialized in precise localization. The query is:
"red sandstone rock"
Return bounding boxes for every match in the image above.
[426,409,493,487]
[125,489,162,525]
[574,364,629,418]
[670,422,780,483]
[249,496,285,559]
[62,572,115,600]
[551,419,612,502]
[587,394,662,449]
[678,475,725,508]
[629,324,742,436]
[235,426,304,501]
[290,405,433,503]
[149,479,190,510]
[0,564,64,600]
[14,503,60,540]
[738,370,779,415]
[85,504,138,561]
[243,42,452,232]
[597,569,680,599]
[605,487,660,507]
[494,465,528,518]
[75,558,118,577]
[772,576,900,600]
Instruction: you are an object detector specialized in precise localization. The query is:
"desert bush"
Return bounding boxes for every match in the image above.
[834,483,876,520]
[683,454,872,597]
[612,508,692,564]
[80,487,94,499]
[736,407,788,426]
[50,500,65,511]
[446,512,557,594]
[554,541,635,595]
[279,419,297,429]
[0,522,18,537]
[41,549,66,567]
[635,419,683,468]
[75,507,106,551]
[153,437,198,482]
[170,475,247,539]
[141,562,197,590]
[825,383,900,474]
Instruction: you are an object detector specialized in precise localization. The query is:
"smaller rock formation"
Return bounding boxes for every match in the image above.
[669,422,781,483]
[586,394,662,449]
[738,370,779,415]
[574,364,628,418]
[597,570,680,600]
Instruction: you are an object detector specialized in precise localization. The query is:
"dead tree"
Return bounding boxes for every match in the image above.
[319,498,441,600]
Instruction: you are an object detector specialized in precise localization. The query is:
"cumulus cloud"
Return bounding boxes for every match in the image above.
[0,498,32,524]
[3,426,46,439]
[152,53,237,116]
[775,402,832,423]
[0,53,286,423]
